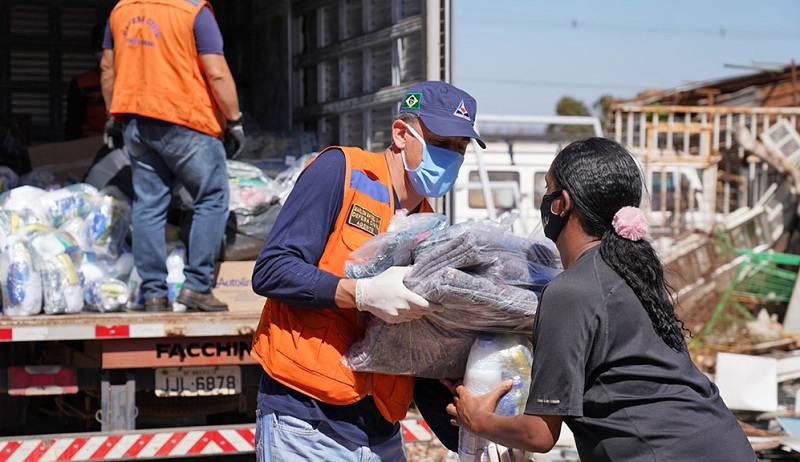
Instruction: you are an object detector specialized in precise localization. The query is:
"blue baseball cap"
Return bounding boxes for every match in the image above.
[398,81,486,149]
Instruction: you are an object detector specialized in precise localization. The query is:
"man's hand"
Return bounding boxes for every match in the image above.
[355,266,442,323]
[225,114,245,159]
[103,117,123,149]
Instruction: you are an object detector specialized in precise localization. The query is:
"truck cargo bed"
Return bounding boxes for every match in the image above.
[0,310,262,342]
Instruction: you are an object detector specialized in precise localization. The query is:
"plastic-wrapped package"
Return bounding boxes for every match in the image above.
[344,222,560,378]
[30,229,81,260]
[473,334,533,417]
[344,211,448,279]
[345,264,548,377]
[126,266,144,310]
[412,228,562,282]
[0,209,43,255]
[59,217,88,248]
[78,251,117,285]
[84,278,128,312]
[227,160,282,239]
[82,193,131,258]
[459,333,533,462]
[227,159,280,210]
[166,246,186,310]
[408,266,539,332]
[344,314,477,378]
[412,219,512,257]
[483,256,563,293]
[33,183,98,228]
[231,202,282,241]
[0,236,43,316]
[40,253,83,314]
[274,153,317,205]
[0,210,23,250]
[0,185,47,215]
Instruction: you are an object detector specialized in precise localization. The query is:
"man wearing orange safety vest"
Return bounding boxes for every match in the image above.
[65,23,106,140]
[251,81,486,460]
[101,0,244,313]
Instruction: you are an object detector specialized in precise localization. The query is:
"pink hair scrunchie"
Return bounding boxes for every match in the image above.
[612,206,648,241]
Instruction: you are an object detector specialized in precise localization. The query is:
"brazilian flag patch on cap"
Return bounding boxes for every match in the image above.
[402,93,422,110]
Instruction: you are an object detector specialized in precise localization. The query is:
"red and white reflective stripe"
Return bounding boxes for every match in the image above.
[0,428,256,462]
[0,320,253,342]
[0,419,433,461]
[402,418,433,442]
[0,324,168,342]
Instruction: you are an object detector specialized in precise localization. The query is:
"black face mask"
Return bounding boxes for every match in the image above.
[540,189,569,242]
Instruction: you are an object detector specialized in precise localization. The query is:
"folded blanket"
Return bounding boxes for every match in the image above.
[410,228,561,282]
[407,266,538,332]
[344,225,561,378]
[344,315,477,378]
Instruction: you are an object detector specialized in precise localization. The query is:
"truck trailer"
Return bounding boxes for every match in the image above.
[0,0,453,459]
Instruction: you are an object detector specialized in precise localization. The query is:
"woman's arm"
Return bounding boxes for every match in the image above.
[443,379,563,454]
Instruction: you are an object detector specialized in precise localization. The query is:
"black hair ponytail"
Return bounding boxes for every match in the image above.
[599,230,686,350]
[552,138,688,351]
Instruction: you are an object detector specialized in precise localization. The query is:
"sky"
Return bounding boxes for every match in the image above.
[453,0,800,118]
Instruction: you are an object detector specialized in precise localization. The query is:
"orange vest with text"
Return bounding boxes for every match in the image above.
[74,69,106,137]
[108,0,224,138]
[250,146,433,423]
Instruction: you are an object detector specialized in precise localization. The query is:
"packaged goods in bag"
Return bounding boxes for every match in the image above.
[0,237,42,316]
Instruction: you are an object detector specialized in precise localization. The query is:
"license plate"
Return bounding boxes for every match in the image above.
[154,366,241,397]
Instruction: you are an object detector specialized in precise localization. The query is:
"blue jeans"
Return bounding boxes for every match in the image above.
[124,117,229,299]
[255,407,407,462]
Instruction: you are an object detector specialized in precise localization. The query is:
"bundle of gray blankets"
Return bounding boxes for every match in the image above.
[343,214,562,379]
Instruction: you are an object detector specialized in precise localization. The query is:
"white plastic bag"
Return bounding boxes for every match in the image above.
[0,236,42,316]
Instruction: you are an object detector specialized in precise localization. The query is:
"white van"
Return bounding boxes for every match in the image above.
[450,137,709,241]
[451,139,564,239]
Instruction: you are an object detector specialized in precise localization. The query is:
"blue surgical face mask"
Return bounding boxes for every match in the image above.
[401,123,464,197]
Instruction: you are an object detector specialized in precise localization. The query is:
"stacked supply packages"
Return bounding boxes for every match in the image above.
[0,157,296,315]
[0,183,136,315]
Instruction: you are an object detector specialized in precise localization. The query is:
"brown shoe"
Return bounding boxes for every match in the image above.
[177,288,228,312]
[144,297,168,312]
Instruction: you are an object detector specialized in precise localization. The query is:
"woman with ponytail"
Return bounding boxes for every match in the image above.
[445,138,755,461]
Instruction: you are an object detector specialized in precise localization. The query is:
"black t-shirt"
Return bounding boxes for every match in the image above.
[525,246,755,461]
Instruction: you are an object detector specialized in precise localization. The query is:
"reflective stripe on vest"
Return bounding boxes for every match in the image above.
[250,146,432,423]
[108,0,224,137]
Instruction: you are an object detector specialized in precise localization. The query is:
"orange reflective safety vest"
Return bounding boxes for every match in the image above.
[108,0,224,138]
[74,69,106,137]
[250,146,433,424]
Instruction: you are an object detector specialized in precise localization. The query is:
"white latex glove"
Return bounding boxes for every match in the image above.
[355,266,441,323]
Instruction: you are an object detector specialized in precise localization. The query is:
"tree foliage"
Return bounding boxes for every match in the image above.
[593,94,615,127]
[547,96,593,135]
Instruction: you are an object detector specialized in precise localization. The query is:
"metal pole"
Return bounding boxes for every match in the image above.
[449,0,455,84]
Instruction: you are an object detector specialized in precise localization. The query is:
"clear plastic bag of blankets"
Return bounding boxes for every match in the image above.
[343,224,561,378]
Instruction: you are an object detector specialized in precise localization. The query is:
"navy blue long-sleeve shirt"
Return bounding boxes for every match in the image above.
[251,149,344,307]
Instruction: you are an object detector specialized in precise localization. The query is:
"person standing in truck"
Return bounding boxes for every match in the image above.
[100,0,245,313]
[250,81,486,461]
[65,22,107,141]
[444,137,756,461]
